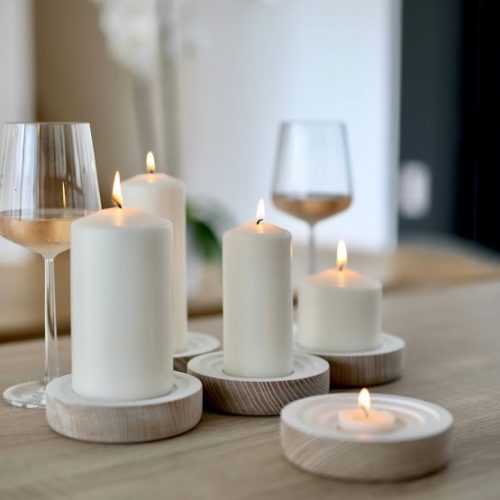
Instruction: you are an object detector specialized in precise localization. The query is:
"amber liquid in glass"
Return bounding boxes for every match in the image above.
[272,193,352,225]
[0,209,87,257]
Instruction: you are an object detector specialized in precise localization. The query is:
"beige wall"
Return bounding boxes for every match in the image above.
[34,0,400,250]
[0,0,35,263]
[0,0,34,122]
[35,0,142,206]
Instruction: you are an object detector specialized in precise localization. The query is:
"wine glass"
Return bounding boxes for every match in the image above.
[0,123,101,408]
[272,121,353,274]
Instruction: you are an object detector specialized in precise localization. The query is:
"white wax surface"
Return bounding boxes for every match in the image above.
[338,407,396,433]
[71,207,174,401]
[122,172,187,352]
[297,268,381,352]
[223,221,293,377]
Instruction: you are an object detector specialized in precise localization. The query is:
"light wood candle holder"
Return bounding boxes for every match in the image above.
[173,331,220,372]
[281,393,453,482]
[296,333,405,387]
[46,373,202,443]
[187,351,330,416]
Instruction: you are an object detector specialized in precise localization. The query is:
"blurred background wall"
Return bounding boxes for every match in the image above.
[34,0,401,252]
[0,0,33,122]
[2,0,500,337]
[0,0,34,263]
[4,0,499,257]
[34,0,142,205]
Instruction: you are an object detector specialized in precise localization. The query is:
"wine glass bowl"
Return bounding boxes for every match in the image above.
[272,121,353,273]
[272,193,352,226]
[0,122,101,408]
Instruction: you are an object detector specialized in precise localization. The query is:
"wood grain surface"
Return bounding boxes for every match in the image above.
[187,353,330,416]
[3,241,500,341]
[1,281,500,499]
[46,374,203,443]
[280,394,453,481]
[281,420,452,482]
[296,333,405,387]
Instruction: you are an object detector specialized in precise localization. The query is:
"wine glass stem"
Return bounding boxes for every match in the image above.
[308,223,316,275]
[44,257,59,386]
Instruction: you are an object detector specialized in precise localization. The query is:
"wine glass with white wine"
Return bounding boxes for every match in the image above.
[0,122,101,408]
[272,121,353,274]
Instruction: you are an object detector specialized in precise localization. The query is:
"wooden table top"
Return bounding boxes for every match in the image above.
[3,239,500,342]
[1,280,500,499]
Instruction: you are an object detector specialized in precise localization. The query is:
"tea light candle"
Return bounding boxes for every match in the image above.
[71,172,174,401]
[122,152,187,352]
[223,199,294,378]
[338,388,396,433]
[281,392,454,481]
[297,241,382,352]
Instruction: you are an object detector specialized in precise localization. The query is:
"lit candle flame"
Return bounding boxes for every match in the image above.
[146,151,156,174]
[256,198,265,225]
[112,171,123,208]
[337,240,347,271]
[358,388,370,418]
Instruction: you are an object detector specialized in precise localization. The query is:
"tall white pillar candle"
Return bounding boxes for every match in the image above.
[122,153,187,352]
[223,199,293,377]
[298,241,381,352]
[71,172,174,401]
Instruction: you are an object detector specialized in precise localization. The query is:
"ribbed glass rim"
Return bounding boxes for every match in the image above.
[3,121,90,126]
[280,119,346,127]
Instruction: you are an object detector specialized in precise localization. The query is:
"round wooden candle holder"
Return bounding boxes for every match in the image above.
[296,333,405,387]
[46,372,202,443]
[281,393,453,482]
[187,351,330,416]
[173,331,221,372]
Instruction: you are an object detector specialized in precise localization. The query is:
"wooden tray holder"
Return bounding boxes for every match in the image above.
[174,331,220,372]
[187,351,330,416]
[46,372,202,443]
[296,333,405,387]
[281,393,453,482]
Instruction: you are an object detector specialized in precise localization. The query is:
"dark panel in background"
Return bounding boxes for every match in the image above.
[399,0,463,235]
[456,0,500,252]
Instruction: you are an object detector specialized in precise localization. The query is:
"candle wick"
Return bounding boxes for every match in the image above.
[256,218,264,225]
[361,406,369,418]
[338,264,344,272]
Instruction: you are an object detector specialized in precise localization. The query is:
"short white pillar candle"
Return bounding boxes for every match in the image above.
[121,152,187,352]
[223,199,294,378]
[297,240,382,352]
[338,388,396,433]
[71,172,174,401]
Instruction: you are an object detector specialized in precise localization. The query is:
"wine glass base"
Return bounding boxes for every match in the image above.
[3,380,46,409]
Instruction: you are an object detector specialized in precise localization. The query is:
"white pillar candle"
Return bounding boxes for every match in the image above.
[297,240,381,352]
[338,389,396,433]
[223,199,293,378]
[71,172,173,401]
[121,152,187,352]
